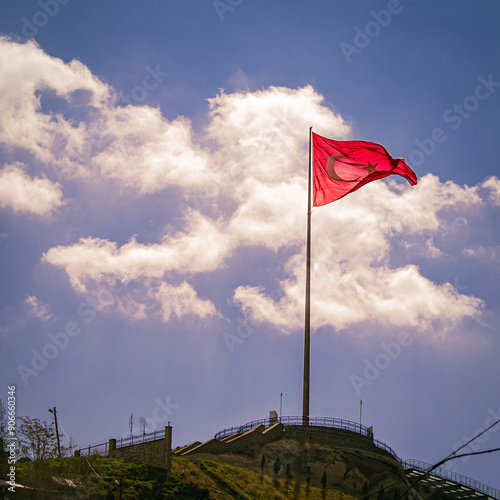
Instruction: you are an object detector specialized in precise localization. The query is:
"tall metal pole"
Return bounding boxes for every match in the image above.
[302,126,313,425]
[280,393,283,422]
[360,400,363,427]
[49,407,61,458]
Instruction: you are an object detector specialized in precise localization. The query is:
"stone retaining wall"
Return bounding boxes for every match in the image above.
[109,425,172,470]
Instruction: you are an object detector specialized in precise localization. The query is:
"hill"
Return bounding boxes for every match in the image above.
[4,455,360,499]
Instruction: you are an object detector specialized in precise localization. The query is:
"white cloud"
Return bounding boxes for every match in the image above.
[463,245,499,267]
[0,38,215,193]
[83,279,221,323]
[228,179,307,249]
[24,295,52,321]
[206,85,351,188]
[42,211,230,292]
[0,37,110,174]
[154,281,220,321]
[88,105,215,194]
[0,163,63,215]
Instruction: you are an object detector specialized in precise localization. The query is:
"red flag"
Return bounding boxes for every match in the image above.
[312,132,418,206]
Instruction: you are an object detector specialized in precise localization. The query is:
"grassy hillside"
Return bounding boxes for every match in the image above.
[9,455,359,499]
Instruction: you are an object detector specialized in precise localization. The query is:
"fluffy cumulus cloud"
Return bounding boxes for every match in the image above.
[78,279,220,323]
[0,37,109,174]
[3,38,494,334]
[0,37,214,191]
[87,106,215,194]
[206,85,351,189]
[0,163,63,215]
[42,211,230,292]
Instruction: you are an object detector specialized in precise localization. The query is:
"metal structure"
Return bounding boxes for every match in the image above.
[214,415,397,459]
[403,459,500,500]
[77,427,166,457]
[302,126,313,424]
[215,415,369,439]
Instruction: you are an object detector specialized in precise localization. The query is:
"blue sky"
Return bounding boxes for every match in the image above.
[0,0,499,489]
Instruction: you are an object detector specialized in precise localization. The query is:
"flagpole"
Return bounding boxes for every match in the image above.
[302,126,313,426]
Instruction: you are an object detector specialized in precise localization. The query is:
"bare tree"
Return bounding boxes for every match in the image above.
[0,399,6,447]
[139,417,147,436]
[65,434,77,457]
[17,416,58,461]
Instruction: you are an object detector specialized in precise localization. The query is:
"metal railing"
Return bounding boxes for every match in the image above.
[403,459,500,499]
[116,428,166,449]
[214,415,401,461]
[78,441,108,457]
[77,428,166,457]
[214,416,370,439]
[372,438,401,461]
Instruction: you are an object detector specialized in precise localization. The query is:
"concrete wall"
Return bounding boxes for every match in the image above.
[109,426,172,470]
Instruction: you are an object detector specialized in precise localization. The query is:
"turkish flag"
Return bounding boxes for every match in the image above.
[312,132,418,206]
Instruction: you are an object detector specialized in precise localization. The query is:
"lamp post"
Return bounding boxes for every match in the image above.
[48,407,61,458]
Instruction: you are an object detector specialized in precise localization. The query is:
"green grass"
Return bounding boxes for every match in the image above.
[12,455,357,499]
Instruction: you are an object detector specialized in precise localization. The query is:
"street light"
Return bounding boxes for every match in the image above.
[48,407,61,458]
